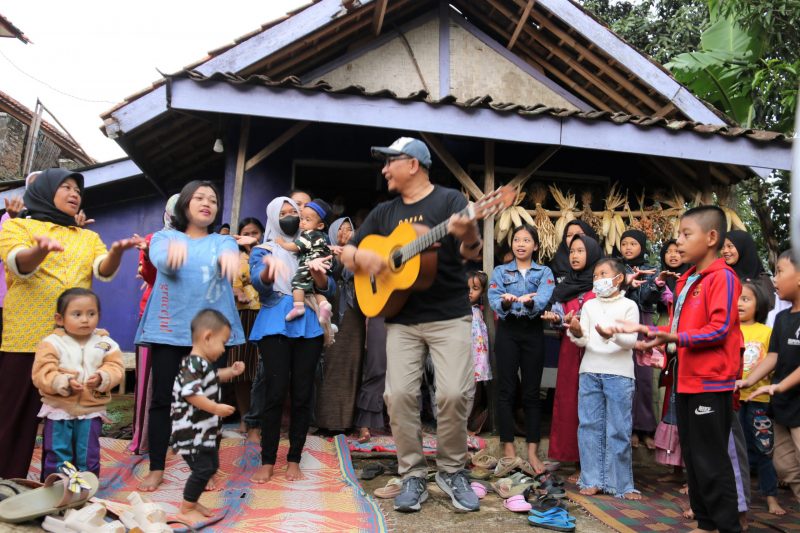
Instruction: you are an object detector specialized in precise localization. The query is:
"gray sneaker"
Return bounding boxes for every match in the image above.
[393,476,429,512]
[435,470,480,512]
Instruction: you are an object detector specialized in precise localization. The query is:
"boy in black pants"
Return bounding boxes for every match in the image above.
[615,206,743,532]
[171,309,244,526]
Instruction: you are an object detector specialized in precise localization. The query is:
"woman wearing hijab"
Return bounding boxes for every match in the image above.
[618,229,665,449]
[128,193,180,455]
[723,230,776,308]
[314,217,367,433]
[0,168,140,478]
[549,220,600,283]
[542,235,602,478]
[249,197,335,483]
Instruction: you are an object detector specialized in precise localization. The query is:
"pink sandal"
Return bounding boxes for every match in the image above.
[503,494,532,513]
[470,482,487,499]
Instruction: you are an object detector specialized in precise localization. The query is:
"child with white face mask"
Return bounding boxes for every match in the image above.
[567,258,641,499]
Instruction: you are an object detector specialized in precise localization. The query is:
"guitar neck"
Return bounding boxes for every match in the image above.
[397,204,471,264]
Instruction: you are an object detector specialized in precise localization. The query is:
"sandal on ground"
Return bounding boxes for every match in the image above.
[492,476,535,499]
[504,494,532,513]
[119,492,172,533]
[527,513,576,532]
[471,450,498,470]
[526,492,564,513]
[0,464,99,524]
[542,461,561,473]
[0,478,42,502]
[468,467,492,480]
[470,481,487,499]
[359,463,385,481]
[374,478,403,499]
[494,456,523,477]
[529,507,575,521]
[43,503,125,533]
[169,509,228,533]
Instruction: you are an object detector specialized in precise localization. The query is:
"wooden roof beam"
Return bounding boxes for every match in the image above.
[419,132,483,200]
[507,0,535,50]
[372,0,388,35]
[245,121,309,171]
[507,146,560,189]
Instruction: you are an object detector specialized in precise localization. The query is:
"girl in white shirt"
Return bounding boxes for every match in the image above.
[567,258,641,499]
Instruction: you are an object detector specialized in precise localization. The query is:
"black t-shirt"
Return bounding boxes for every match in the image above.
[351,185,470,325]
[768,309,800,427]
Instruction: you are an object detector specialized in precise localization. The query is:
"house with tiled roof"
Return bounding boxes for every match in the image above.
[21,0,789,351]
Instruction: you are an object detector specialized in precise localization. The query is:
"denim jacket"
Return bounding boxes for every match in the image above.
[488,259,555,319]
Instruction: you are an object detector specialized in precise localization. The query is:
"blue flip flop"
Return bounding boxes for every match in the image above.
[527,513,576,532]
[529,507,574,520]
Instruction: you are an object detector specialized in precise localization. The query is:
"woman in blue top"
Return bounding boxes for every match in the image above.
[249,196,335,483]
[488,224,555,474]
[135,180,245,492]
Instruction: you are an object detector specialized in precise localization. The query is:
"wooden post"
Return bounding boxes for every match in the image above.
[21,100,43,176]
[418,132,483,200]
[483,141,498,434]
[230,117,250,234]
[372,0,388,35]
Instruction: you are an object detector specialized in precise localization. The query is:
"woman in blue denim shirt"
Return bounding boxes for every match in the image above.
[248,196,335,484]
[488,224,554,474]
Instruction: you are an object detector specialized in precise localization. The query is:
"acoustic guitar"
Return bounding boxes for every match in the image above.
[354,186,516,318]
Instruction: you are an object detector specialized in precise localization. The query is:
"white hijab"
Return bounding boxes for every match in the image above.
[263,196,300,296]
[163,194,179,230]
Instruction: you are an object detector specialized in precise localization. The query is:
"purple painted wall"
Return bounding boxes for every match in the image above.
[89,195,165,351]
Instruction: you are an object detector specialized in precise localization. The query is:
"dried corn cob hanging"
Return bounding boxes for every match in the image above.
[601,182,627,255]
[713,185,746,231]
[577,190,603,236]
[656,189,687,239]
[549,185,577,242]
[495,186,535,246]
[529,183,557,262]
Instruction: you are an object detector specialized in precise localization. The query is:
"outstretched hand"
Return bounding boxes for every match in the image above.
[219,250,240,283]
[261,255,289,284]
[746,384,779,401]
[595,323,613,339]
[233,234,258,248]
[74,210,95,227]
[110,235,145,254]
[4,196,24,218]
[609,320,646,335]
[34,235,64,253]
[308,255,332,274]
[166,239,188,270]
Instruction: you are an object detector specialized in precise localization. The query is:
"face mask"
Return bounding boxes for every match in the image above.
[278,215,300,236]
[593,274,621,298]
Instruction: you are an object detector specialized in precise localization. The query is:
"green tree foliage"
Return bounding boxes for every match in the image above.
[581,0,799,266]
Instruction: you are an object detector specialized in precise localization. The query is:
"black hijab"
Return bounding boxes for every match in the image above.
[551,235,603,303]
[23,168,84,227]
[726,230,764,281]
[659,239,689,293]
[549,220,600,280]
[619,229,648,267]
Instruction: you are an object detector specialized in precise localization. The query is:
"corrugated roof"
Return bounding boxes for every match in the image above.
[0,90,94,164]
[181,70,791,145]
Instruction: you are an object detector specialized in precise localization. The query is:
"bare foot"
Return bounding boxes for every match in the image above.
[502,442,516,458]
[766,495,786,515]
[631,434,640,448]
[206,471,225,491]
[623,492,642,500]
[644,435,656,450]
[250,464,274,483]
[357,427,371,444]
[286,462,305,481]
[683,508,695,519]
[238,422,247,434]
[567,471,581,484]
[247,428,261,444]
[527,443,546,474]
[176,509,210,527]
[679,483,689,495]
[580,487,600,495]
[194,502,214,518]
[138,470,164,492]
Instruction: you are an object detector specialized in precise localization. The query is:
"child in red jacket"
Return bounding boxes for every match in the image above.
[614,205,743,533]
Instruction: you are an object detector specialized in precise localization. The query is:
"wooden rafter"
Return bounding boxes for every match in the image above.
[507,146,560,189]
[231,117,251,234]
[245,121,309,171]
[419,132,483,200]
[507,0,534,50]
[372,0,389,35]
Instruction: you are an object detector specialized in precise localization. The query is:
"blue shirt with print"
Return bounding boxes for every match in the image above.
[248,245,336,341]
[135,230,245,347]
[488,259,555,319]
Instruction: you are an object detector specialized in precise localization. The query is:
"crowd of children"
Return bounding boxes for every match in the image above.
[0,164,798,531]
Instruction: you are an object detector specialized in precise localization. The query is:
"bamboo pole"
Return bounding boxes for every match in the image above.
[483,140,497,434]
[230,117,250,234]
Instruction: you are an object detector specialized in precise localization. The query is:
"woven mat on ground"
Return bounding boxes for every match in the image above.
[345,433,485,455]
[29,435,390,533]
[565,466,799,533]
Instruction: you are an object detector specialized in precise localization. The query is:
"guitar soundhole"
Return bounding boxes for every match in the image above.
[391,251,403,270]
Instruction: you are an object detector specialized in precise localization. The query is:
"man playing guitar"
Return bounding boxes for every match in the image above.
[341,137,482,513]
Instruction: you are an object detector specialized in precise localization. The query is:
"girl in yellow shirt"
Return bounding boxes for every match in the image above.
[0,168,140,479]
[736,281,786,515]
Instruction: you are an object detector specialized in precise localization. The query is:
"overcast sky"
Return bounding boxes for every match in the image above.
[1,1,306,163]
